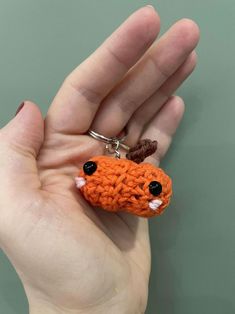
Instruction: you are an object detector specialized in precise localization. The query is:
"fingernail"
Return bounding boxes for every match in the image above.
[15,102,25,116]
[146,4,155,10]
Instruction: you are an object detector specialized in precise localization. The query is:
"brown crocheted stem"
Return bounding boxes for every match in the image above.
[126,139,158,164]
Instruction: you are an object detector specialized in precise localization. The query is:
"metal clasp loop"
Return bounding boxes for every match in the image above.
[88,129,129,159]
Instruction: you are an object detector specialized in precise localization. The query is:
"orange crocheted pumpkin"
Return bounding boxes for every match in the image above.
[75,156,172,218]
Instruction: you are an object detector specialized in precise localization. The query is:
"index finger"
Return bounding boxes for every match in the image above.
[46,6,160,135]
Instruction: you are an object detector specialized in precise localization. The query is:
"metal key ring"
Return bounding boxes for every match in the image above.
[88,129,130,158]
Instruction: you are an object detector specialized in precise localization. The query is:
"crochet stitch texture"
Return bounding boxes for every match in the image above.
[77,156,172,218]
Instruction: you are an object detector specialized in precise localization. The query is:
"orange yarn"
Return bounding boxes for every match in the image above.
[76,156,172,218]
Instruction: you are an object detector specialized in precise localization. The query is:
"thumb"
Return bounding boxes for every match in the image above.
[0,101,44,188]
[1,101,44,157]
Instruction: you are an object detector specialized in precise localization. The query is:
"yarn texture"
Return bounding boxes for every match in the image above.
[75,156,172,218]
[126,139,158,163]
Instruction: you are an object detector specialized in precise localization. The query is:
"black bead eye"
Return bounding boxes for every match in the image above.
[83,161,97,176]
[149,181,162,196]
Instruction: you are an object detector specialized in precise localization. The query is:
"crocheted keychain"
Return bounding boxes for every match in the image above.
[75,130,172,218]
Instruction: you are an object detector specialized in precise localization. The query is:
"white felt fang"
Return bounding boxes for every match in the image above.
[149,199,163,210]
[75,177,86,188]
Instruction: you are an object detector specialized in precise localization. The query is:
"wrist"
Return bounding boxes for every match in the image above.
[28,296,146,314]
[25,278,148,314]
[29,302,97,314]
[29,303,136,314]
[28,297,142,314]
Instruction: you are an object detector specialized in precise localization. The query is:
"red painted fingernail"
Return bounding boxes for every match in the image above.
[15,102,25,116]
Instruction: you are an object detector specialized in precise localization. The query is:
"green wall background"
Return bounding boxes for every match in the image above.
[0,1,234,313]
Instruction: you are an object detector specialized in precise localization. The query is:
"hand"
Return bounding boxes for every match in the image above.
[0,6,199,314]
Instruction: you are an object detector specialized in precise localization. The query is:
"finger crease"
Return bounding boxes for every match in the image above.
[104,44,129,71]
[148,54,170,80]
[66,79,103,106]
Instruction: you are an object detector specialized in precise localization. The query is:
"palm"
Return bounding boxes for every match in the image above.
[29,134,149,309]
[0,6,199,314]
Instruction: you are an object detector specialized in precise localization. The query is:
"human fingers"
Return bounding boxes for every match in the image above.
[126,51,197,147]
[45,6,160,135]
[141,95,185,166]
[0,101,44,242]
[91,19,199,137]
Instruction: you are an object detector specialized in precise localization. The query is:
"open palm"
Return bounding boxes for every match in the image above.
[0,6,199,314]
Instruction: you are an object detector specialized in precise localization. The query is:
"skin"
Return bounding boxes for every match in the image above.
[0,6,199,314]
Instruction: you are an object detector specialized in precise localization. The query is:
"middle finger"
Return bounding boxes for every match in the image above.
[91,18,199,137]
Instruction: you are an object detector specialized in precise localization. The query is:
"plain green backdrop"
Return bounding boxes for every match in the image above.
[0,1,234,313]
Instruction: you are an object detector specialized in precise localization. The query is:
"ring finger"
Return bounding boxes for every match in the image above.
[126,50,197,147]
